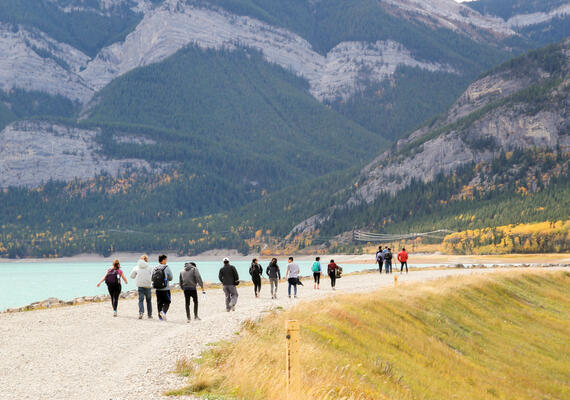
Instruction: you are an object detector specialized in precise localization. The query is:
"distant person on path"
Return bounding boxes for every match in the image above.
[266,258,281,299]
[327,259,339,290]
[398,248,409,273]
[249,258,263,298]
[312,256,322,289]
[97,259,128,317]
[130,254,153,319]
[286,257,300,298]
[179,261,205,322]
[375,246,384,274]
[384,248,393,274]
[152,254,173,321]
[219,257,239,311]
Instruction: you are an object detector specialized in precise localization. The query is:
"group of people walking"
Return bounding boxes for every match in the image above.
[97,255,343,321]
[376,246,408,274]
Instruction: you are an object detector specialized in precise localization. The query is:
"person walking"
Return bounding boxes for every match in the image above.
[398,248,409,273]
[97,259,128,317]
[312,256,322,289]
[286,257,300,298]
[327,259,339,290]
[219,257,239,311]
[152,254,173,321]
[180,261,205,322]
[130,254,153,319]
[266,258,281,299]
[249,258,263,298]
[384,248,393,274]
[375,246,384,274]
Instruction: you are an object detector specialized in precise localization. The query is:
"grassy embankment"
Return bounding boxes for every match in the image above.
[169,270,570,399]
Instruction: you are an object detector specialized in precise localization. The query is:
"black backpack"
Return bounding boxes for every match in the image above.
[152,265,168,289]
[384,251,392,261]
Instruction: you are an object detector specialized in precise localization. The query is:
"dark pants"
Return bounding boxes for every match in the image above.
[400,261,408,273]
[288,278,298,296]
[329,272,336,288]
[385,260,392,273]
[223,285,238,310]
[252,276,261,296]
[107,284,121,311]
[378,261,383,274]
[138,287,152,316]
[156,290,171,316]
[313,272,320,284]
[184,288,198,319]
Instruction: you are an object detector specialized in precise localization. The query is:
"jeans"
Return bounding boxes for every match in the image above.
[269,278,278,297]
[156,290,171,316]
[138,287,152,316]
[400,261,408,273]
[223,285,238,311]
[107,284,121,311]
[385,260,392,273]
[288,278,298,296]
[184,288,198,319]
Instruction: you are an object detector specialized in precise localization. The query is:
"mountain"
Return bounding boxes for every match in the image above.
[289,39,569,244]
[0,1,569,257]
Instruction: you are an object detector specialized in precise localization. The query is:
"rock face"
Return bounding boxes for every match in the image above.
[79,1,454,102]
[0,24,93,101]
[0,121,155,188]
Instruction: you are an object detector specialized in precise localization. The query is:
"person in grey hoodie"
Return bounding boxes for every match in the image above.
[218,257,239,312]
[153,254,173,321]
[266,258,281,299]
[179,262,205,322]
[130,254,153,319]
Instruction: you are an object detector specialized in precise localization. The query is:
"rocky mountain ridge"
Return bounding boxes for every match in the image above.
[291,39,570,234]
[2,0,568,107]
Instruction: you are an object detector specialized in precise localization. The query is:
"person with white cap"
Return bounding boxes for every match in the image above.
[218,257,239,311]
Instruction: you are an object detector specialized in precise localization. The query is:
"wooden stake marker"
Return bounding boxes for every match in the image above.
[286,320,300,400]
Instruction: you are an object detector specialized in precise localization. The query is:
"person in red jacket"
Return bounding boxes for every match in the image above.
[327,260,339,290]
[397,248,409,273]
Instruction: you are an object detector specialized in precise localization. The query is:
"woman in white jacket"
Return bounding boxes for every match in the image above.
[130,255,153,319]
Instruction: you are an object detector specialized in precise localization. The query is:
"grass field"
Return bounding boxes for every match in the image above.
[169,270,570,399]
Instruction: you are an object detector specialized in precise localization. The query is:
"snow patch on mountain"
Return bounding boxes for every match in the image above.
[506,4,570,27]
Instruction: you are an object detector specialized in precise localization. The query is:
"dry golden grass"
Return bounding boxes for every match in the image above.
[168,270,570,399]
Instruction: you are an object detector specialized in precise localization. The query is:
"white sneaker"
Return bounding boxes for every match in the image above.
[159,311,167,321]
[231,305,236,311]
[113,311,117,317]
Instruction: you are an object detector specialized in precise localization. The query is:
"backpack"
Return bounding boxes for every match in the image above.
[312,262,320,273]
[384,251,392,261]
[335,266,343,279]
[376,251,383,262]
[105,269,119,285]
[152,265,168,289]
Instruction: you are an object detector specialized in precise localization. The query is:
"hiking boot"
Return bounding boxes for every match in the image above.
[138,313,143,320]
[113,311,117,317]
[194,316,201,321]
[148,315,153,319]
[159,311,167,321]
[294,295,298,299]
[187,319,191,323]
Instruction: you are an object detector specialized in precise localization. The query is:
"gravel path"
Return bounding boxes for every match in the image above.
[0,267,563,399]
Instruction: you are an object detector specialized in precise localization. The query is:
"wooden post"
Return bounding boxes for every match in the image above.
[394,274,398,286]
[286,320,300,400]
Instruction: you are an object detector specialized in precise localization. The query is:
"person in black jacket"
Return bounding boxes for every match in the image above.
[219,257,239,311]
[266,258,281,299]
[249,258,263,298]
